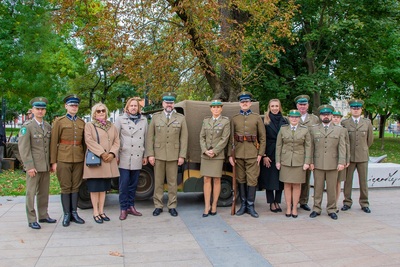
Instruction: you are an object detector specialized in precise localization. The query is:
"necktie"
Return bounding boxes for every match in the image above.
[291,127,295,136]
[355,119,358,126]
[39,123,43,130]
[166,114,170,123]
[324,125,328,133]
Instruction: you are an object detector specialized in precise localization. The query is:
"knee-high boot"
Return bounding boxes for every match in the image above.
[71,192,85,224]
[61,194,71,227]
[247,186,259,218]
[236,183,247,216]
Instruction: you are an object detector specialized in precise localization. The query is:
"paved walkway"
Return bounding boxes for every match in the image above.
[1,188,400,267]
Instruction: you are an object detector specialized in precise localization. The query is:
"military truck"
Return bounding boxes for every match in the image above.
[78,100,260,209]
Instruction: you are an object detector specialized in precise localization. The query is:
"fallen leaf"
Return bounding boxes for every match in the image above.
[109,251,124,257]
[20,239,24,243]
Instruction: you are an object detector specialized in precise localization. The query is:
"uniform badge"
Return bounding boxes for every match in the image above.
[20,127,27,136]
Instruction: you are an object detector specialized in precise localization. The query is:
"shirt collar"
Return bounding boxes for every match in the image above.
[240,109,252,116]
[66,113,77,121]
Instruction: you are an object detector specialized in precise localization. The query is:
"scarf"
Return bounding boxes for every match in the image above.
[92,119,112,132]
[269,112,283,129]
[128,113,141,124]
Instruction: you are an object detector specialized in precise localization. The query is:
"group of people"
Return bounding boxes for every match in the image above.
[18,90,373,230]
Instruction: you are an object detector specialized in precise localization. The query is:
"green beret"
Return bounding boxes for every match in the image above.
[318,104,334,114]
[288,109,301,117]
[29,97,48,108]
[348,99,364,108]
[332,110,343,117]
[162,92,177,103]
[237,91,253,101]
[210,99,223,107]
[294,95,310,104]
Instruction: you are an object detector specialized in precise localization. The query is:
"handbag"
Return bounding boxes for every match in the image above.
[85,124,101,167]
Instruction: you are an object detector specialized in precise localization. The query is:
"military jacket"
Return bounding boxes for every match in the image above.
[228,112,266,159]
[145,111,188,161]
[199,116,230,159]
[309,124,346,170]
[341,117,373,162]
[18,120,51,172]
[50,115,85,164]
[300,113,320,127]
[276,124,311,167]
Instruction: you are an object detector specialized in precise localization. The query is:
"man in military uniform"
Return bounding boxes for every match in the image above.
[295,95,320,211]
[228,92,266,218]
[18,97,56,229]
[309,105,346,220]
[50,95,85,226]
[146,92,188,217]
[341,99,374,213]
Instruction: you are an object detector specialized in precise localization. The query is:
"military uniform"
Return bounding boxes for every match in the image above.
[146,93,188,214]
[341,102,373,210]
[18,97,54,229]
[50,95,85,226]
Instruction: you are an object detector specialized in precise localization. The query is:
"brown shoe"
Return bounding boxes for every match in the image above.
[128,206,142,216]
[119,210,127,220]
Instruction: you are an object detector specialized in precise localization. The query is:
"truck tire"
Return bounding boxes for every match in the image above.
[135,164,155,200]
[78,179,93,209]
[217,175,235,207]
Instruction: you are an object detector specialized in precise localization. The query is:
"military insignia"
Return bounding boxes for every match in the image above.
[20,127,27,136]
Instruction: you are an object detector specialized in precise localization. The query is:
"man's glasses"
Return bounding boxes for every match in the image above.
[96,109,106,114]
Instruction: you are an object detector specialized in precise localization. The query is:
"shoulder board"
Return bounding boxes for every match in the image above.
[232,113,241,118]
[23,120,33,126]
[174,112,184,117]
[251,112,260,116]
[54,115,66,122]
[152,111,163,117]
[341,118,350,122]
[361,117,371,122]
[204,116,212,119]
[281,124,289,128]
[310,124,320,128]
[334,124,343,128]
[299,125,308,128]
[221,116,229,120]
[77,117,85,123]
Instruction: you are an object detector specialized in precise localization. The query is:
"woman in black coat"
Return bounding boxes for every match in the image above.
[259,99,288,212]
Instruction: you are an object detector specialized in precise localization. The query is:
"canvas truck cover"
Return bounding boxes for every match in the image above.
[174,100,260,163]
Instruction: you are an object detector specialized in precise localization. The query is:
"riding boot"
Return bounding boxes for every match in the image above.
[236,183,247,216]
[71,192,85,224]
[247,186,259,218]
[61,194,71,227]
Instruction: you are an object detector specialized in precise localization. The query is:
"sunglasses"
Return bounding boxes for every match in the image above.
[96,109,106,114]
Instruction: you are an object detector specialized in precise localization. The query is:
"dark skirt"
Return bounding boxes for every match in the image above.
[259,159,284,190]
[86,178,111,192]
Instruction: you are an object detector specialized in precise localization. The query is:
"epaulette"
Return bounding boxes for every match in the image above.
[23,120,33,126]
[76,117,85,123]
[310,124,320,128]
[54,115,66,122]
[251,112,260,115]
[281,124,289,128]
[204,116,212,120]
[299,125,308,128]
[232,113,241,118]
[221,116,229,120]
[174,112,184,117]
[334,124,343,128]
[361,117,371,122]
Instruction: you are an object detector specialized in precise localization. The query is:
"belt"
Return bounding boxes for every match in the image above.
[60,140,82,145]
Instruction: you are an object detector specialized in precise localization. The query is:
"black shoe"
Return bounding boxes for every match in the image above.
[39,217,57,223]
[71,211,85,224]
[362,207,371,213]
[285,213,291,217]
[28,222,41,229]
[153,208,163,216]
[209,211,217,216]
[341,205,351,211]
[169,208,178,217]
[309,211,320,218]
[292,214,298,218]
[100,213,110,221]
[328,213,338,220]
[202,213,209,217]
[270,204,278,213]
[300,204,311,211]
[93,215,103,224]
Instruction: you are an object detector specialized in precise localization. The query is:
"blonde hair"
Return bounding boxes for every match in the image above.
[91,102,109,120]
[264,99,283,125]
[124,97,142,114]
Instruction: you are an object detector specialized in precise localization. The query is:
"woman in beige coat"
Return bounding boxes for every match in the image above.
[83,103,120,224]
[276,110,311,218]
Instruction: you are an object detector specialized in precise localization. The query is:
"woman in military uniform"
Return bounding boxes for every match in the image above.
[276,110,311,218]
[200,100,230,217]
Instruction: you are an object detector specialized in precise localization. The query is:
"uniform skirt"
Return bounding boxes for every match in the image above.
[279,166,306,184]
[337,169,346,182]
[200,158,224,177]
[86,178,111,192]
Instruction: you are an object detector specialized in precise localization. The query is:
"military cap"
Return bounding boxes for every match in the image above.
[348,99,364,108]
[63,94,81,105]
[318,104,334,114]
[294,95,310,104]
[210,99,223,107]
[332,110,343,117]
[162,92,177,103]
[237,91,253,102]
[288,109,301,117]
[29,97,48,108]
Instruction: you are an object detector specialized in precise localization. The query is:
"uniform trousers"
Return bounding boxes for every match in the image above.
[300,169,311,205]
[343,161,369,208]
[56,161,84,194]
[313,169,338,214]
[236,158,259,187]
[153,159,178,209]
[25,172,50,223]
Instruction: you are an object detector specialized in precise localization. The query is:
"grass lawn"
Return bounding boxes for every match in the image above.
[370,132,400,163]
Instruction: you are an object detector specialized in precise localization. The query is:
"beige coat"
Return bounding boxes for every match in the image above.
[309,124,346,170]
[276,124,311,167]
[115,113,148,170]
[199,116,230,159]
[145,111,188,161]
[83,122,120,179]
[341,117,373,162]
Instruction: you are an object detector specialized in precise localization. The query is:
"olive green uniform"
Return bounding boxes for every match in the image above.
[18,120,52,223]
[146,111,188,209]
[341,117,373,208]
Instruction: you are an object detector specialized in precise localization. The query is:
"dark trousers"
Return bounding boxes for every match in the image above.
[266,190,282,204]
[119,168,140,210]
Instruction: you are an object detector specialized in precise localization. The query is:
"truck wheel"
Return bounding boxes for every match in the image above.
[136,164,155,200]
[78,180,93,209]
[217,175,234,207]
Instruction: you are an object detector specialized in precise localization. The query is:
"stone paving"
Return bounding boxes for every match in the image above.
[1,188,400,267]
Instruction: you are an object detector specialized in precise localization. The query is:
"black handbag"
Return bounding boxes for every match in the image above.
[85,124,101,167]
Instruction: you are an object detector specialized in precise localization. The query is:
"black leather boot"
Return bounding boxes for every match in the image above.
[247,186,259,218]
[61,194,71,227]
[236,183,247,216]
[71,192,85,224]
